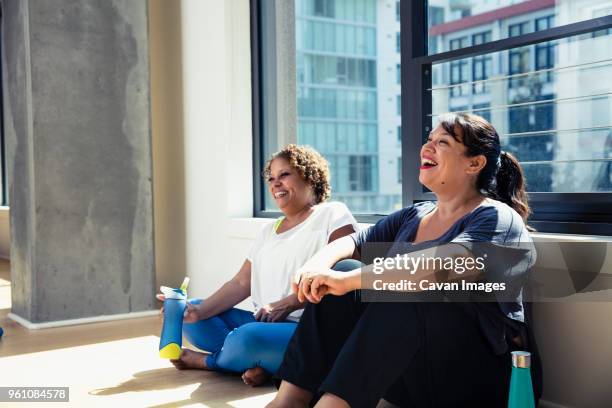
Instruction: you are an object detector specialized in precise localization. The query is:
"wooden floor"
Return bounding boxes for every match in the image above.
[0,261,276,407]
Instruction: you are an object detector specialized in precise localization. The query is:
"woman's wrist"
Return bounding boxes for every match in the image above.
[344,270,361,292]
[289,294,303,310]
[195,303,210,320]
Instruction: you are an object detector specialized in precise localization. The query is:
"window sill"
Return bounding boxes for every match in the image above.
[229,218,612,243]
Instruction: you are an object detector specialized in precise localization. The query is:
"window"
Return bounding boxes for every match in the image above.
[472,32,492,94]
[509,21,530,37]
[424,7,612,232]
[397,157,402,183]
[449,37,468,97]
[592,7,612,37]
[313,0,334,18]
[428,6,444,26]
[428,6,444,55]
[307,55,376,87]
[535,16,556,83]
[396,32,400,53]
[396,63,401,85]
[395,0,400,22]
[258,0,396,214]
[255,0,612,233]
[472,103,491,123]
[349,155,373,191]
[508,22,531,89]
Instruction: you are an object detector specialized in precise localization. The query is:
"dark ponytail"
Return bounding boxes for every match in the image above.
[439,113,533,228]
[494,151,531,224]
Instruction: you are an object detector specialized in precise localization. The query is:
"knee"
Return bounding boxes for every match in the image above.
[224,323,267,356]
[332,259,363,272]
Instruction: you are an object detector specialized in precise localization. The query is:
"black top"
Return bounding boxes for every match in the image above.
[350,199,537,354]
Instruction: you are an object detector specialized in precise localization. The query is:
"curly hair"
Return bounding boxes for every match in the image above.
[263,144,331,204]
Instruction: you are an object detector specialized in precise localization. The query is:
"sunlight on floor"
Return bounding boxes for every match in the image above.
[227,392,277,407]
[3,335,198,406]
[1,334,274,407]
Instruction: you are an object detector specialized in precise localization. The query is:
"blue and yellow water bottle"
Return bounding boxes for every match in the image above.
[159,277,189,359]
[508,351,535,408]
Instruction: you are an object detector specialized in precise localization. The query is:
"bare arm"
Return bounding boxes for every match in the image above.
[196,259,252,320]
[300,243,484,303]
[258,224,357,322]
[291,228,358,301]
[254,292,303,322]
[327,224,356,245]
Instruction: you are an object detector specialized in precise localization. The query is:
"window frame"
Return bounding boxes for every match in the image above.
[404,4,612,235]
[251,0,612,234]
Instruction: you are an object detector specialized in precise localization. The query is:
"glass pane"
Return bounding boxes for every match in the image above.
[288,0,402,214]
[427,0,612,55]
[430,30,612,193]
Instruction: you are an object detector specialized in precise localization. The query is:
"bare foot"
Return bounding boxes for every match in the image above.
[266,380,312,407]
[242,366,270,386]
[170,348,210,370]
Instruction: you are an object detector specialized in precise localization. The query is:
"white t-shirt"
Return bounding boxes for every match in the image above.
[247,201,358,321]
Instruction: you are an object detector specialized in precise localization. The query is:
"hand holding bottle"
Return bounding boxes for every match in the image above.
[156,293,201,323]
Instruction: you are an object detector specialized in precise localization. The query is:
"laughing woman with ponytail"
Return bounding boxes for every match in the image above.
[268,113,542,408]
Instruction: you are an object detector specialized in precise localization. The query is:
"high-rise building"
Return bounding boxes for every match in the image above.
[295,0,401,213]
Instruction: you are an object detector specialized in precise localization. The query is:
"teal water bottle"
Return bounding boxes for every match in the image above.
[508,351,535,408]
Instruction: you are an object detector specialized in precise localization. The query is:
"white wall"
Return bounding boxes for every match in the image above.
[181,0,262,308]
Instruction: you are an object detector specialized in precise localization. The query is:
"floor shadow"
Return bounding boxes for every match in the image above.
[89,367,275,407]
[90,367,206,395]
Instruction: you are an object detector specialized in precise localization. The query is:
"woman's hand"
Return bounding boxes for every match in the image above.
[156,294,202,323]
[255,295,302,322]
[293,268,355,304]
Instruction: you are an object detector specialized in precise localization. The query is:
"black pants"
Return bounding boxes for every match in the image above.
[276,260,536,408]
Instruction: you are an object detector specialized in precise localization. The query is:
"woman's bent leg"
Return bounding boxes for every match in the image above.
[275,260,367,394]
[319,302,424,408]
[320,302,516,408]
[276,293,366,394]
[182,299,256,353]
[209,321,297,373]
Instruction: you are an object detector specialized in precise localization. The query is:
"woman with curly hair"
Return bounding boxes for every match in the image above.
[157,144,357,386]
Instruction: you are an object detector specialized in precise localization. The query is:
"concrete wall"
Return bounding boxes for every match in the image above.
[0,0,188,292]
[2,0,155,323]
